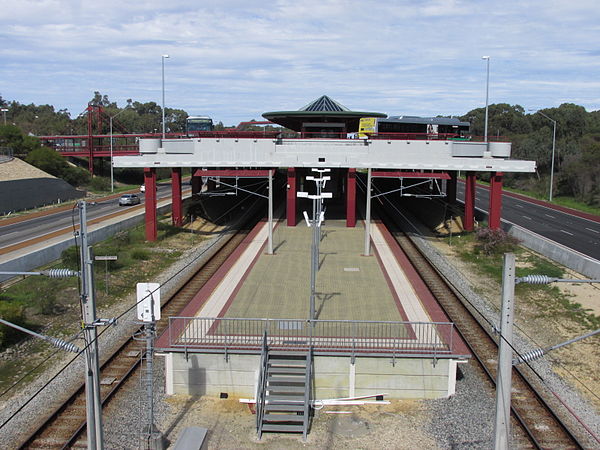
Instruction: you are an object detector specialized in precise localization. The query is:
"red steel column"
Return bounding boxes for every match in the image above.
[346,168,356,227]
[171,167,182,227]
[287,168,297,226]
[446,171,457,204]
[464,172,476,231]
[488,172,503,230]
[144,167,157,241]
[191,167,202,195]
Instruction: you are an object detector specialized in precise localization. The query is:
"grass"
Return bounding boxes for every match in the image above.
[448,231,600,330]
[0,216,197,392]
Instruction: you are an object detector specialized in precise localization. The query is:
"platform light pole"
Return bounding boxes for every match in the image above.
[482,56,490,142]
[537,111,557,202]
[161,54,169,140]
[1,108,7,125]
[298,171,332,322]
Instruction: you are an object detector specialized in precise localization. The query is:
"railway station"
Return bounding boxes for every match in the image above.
[111,96,537,439]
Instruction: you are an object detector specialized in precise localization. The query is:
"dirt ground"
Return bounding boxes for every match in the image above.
[161,396,436,449]
[428,235,600,411]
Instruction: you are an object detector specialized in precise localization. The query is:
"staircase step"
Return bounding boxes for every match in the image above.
[268,350,307,357]
[267,385,305,393]
[266,394,304,403]
[261,423,304,433]
[265,404,305,412]
[263,413,304,422]
[267,367,307,375]
[267,376,306,384]
[268,361,307,368]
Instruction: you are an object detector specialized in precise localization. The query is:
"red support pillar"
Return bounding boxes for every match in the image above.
[191,167,202,195]
[346,168,356,227]
[446,171,457,204]
[464,172,476,231]
[171,168,182,227]
[287,168,297,226]
[144,167,157,241]
[488,172,503,230]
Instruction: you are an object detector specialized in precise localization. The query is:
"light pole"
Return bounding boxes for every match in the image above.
[1,108,7,125]
[161,54,169,140]
[537,111,557,202]
[482,56,490,142]
[110,107,129,192]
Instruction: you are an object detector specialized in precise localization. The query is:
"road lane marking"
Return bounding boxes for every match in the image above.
[522,216,532,220]
[586,227,599,234]
[560,230,574,236]
[515,204,523,208]
[545,214,556,218]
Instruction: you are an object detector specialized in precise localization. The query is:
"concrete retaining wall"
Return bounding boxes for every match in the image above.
[167,352,455,400]
[0,204,172,283]
[472,206,600,279]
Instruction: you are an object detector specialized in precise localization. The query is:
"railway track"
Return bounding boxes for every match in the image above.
[379,206,587,449]
[18,214,260,448]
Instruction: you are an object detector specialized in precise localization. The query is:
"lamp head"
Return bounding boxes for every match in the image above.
[482,55,490,60]
[162,54,170,59]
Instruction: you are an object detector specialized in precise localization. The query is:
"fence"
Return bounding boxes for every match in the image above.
[165,317,457,358]
[0,147,13,163]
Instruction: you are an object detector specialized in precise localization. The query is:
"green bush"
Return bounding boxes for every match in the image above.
[89,176,111,192]
[0,300,29,349]
[61,246,80,270]
[63,166,91,187]
[131,249,150,260]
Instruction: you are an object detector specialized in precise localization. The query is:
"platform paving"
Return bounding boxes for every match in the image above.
[195,219,433,325]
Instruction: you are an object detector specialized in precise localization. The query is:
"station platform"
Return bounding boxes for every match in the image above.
[173,219,448,323]
[157,217,470,400]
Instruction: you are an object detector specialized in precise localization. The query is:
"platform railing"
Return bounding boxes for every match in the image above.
[165,317,457,357]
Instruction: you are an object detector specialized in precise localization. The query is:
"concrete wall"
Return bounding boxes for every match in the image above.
[0,203,172,283]
[472,206,600,279]
[167,352,455,400]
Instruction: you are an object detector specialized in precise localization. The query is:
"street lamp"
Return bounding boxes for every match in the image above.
[110,107,130,192]
[161,54,169,139]
[0,108,7,125]
[482,56,490,142]
[536,111,557,202]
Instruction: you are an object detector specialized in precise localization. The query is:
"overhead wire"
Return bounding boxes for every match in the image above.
[356,174,600,443]
[0,182,270,431]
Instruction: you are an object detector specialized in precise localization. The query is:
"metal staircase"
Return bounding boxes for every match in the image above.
[256,335,312,441]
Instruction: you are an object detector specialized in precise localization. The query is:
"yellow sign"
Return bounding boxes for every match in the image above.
[358,117,377,138]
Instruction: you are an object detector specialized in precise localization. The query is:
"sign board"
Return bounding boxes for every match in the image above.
[136,282,161,322]
[95,255,118,261]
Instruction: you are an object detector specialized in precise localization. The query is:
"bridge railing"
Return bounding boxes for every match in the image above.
[165,317,459,358]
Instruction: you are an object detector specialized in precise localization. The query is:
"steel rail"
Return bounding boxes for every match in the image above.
[376,202,587,449]
[17,204,265,449]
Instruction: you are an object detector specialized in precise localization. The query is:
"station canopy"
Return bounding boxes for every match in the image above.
[262,95,387,132]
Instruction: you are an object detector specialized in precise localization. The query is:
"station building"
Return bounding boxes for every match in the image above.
[114,96,535,434]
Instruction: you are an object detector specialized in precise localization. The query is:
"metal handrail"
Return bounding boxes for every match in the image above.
[256,331,268,438]
[302,346,312,441]
[166,317,457,357]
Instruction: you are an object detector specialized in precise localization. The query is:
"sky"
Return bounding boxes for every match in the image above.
[1,0,599,126]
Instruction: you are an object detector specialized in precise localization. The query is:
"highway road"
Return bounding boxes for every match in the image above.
[0,184,174,253]
[457,183,600,261]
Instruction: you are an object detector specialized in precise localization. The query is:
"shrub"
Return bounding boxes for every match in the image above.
[61,246,80,270]
[474,228,520,255]
[131,249,150,260]
[63,166,91,186]
[89,176,111,192]
[0,300,28,349]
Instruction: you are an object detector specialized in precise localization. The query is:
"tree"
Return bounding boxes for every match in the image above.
[26,147,68,177]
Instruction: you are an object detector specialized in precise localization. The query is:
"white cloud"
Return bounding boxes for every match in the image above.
[0,0,599,123]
